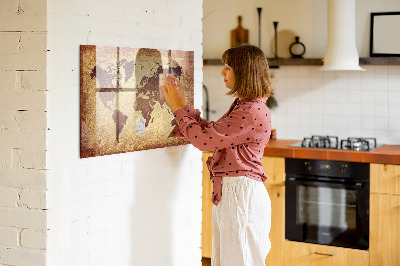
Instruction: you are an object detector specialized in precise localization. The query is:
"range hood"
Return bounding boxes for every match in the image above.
[320,0,365,71]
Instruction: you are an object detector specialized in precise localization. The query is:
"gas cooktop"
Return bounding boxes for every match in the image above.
[289,135,382,151]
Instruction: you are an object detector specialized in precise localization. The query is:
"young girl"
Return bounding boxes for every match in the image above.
[161,44,273,266]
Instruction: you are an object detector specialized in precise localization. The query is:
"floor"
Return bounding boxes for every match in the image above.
[202,257,211,266]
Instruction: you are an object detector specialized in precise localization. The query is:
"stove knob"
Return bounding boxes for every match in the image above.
[305,162,312,171]
[340,164,347,174]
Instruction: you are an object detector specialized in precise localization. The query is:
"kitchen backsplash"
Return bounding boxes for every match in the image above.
[203,65,400,145]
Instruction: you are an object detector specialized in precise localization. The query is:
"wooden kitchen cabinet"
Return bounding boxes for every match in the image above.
[261,156,285,185]
[370,163,400,195]
[370,193,400,266]
[370,163,400,266]
[261,156,285,266]
[202,152,213,258]
[264,184,285,266]
[201,154,286,266]
[284,241,369,266]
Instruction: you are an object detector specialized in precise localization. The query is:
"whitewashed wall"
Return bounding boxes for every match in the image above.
[46,0,203,266]
[203,0,400,145]
[0,0,48,265]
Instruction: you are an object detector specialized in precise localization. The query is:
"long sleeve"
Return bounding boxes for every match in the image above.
[183,104,210,128]
[169,104,210,137]
[173,105,257,152]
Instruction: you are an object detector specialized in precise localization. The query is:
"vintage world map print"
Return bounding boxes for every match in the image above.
[80,45,194,158]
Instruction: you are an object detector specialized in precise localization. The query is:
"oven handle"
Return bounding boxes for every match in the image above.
[314,252,335,257]
[286,177,364,189]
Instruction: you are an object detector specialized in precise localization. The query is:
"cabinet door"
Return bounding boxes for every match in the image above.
[202,152,213,258]
[261,156,285,185]
[264,185,284,266]
[284,241,369,266]
[370,193,400,266]
[370,163,400,195]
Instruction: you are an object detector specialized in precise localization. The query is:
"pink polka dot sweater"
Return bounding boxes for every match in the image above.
[172,97,272,206]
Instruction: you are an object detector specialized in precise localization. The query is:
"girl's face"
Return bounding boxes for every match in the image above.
[220,64,235,89]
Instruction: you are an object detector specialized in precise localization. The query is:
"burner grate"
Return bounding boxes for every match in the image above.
[301,135,339,149]
[340,137,377,151]
[296,136,378,151]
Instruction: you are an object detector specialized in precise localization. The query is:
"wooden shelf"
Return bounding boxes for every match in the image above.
[203,57,400,67]
[202,59,223,65]
[359,57,400,65]
[268,58,322,67]
[203,58,323,67]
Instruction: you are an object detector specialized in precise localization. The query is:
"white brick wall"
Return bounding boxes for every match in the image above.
[0,247,46,266]
[2,0,203,265]
[0,187,19,208]
[47,1,203,266]
[0,169,47,189]
[21,229,47,250]
[0,227,19,247]
[0,0,48,265]
[0,208,46,230]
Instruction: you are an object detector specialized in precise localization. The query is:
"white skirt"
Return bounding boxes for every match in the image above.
[212,176,271,266]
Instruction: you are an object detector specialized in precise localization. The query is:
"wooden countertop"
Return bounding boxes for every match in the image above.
[263,139,400,165]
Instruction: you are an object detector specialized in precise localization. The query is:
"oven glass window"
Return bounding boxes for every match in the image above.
[297,186,356,230]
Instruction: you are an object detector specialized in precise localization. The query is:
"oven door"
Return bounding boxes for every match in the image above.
[285,177,369,250]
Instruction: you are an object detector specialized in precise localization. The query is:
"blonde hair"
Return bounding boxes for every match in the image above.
[221,45,273,99]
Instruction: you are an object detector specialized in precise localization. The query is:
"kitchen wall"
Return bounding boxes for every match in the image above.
[203,0,400,144]
[46,0,203,265]
[0,0,48,265]
[2,0,203,266]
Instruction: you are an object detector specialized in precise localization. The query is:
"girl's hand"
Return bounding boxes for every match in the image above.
[160,76,184,113]
[173,77,187,108]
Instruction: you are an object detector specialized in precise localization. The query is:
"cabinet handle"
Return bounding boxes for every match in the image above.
[314,252,335,257]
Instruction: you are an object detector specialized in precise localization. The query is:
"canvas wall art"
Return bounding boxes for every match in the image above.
[80,45,194,158]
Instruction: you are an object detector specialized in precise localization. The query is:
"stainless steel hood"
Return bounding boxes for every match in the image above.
[320,0,365,71]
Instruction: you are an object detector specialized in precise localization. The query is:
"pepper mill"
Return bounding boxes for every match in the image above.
[273,21,279,58]
[257,8,262,48]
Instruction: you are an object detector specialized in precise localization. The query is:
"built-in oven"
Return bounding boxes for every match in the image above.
[285,158,370,250]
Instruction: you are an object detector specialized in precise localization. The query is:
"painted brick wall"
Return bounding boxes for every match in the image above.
[0,0,48,265]
[46,0,203,266]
